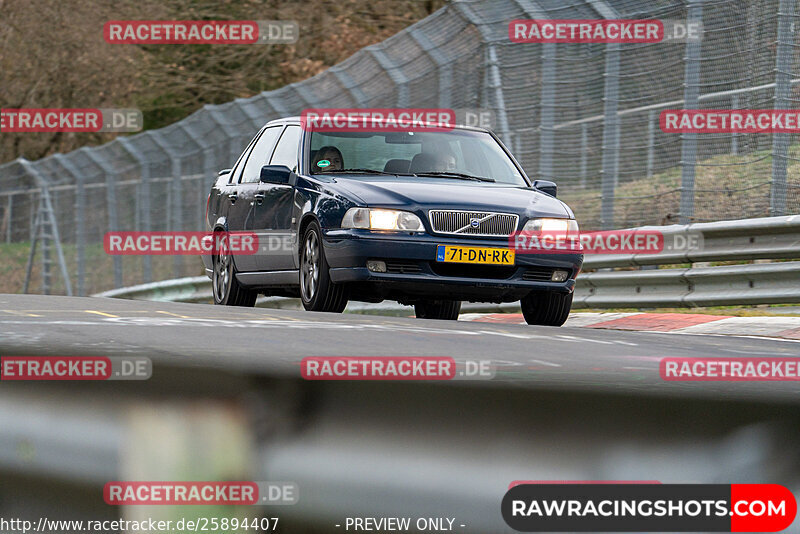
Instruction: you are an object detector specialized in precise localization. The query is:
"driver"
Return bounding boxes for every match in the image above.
[436,152,457,172]
[427,141,457,172]
[313,146,344,172]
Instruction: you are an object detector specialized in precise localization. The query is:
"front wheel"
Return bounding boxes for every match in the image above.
[300,221,348,312]
[212,233,257,307]
[414,300,461,320]
[520,291,572,326]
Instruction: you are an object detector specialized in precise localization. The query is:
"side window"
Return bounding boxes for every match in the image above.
[229,132,261,184]
[240,126,283,183]
[270,125,302,170]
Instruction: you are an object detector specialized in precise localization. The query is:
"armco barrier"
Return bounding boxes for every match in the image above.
[573,214,800,308]
[94,215,800,310]
[93,276,519,314]
[577,262,800,308]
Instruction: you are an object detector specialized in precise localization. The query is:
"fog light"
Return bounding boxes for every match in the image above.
[367,260,387,273]
[551,269,569,282]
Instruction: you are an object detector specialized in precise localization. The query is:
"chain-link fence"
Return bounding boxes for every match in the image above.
[1,0,799,296]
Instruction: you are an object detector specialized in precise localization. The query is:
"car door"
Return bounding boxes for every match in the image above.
[252,124,302,271]
[218,130,260,271]
[228,125,282,271]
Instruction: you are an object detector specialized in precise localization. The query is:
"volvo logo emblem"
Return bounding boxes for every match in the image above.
[470,218,480,228]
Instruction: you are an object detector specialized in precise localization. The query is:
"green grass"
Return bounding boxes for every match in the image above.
[560,145,798,229]
[2,242,204,295]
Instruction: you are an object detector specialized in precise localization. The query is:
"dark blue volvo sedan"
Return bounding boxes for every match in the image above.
[203,117,582,325]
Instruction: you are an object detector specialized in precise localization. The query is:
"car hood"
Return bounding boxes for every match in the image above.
[325,175,573,219]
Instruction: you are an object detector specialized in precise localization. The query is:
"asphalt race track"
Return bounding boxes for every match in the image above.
[1,294,798,402]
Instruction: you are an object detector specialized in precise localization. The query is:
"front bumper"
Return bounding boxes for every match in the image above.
[323,229,582,302]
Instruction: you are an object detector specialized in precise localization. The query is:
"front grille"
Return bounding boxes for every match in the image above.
[428,210,518,237]
[385,260,422,274]
[522,267,558,281]
[430,262,516,279]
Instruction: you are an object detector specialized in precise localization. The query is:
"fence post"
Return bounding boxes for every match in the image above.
[647,110,656,179]
[202,148,216,228]
[151,133,184,279]
[679,0,704,224]
[119,138,152,283]
[29,199,35,241]
[580,123,589,187]
[770,0,796,216]
[367,47,409,108]
[600,42,620,229]
[54,154,86,296]
[176,124,209,231]
[538,43,556,181]
[486,45,511,146]
[170,154,183,277]
[41,198,51,295]
[84,150,122,289]
[330,67,370,108]
[730,94,739,155]
[451,0,511,141]
[5,195,12,243]
[409,27,453,108]
[584,0,624,229]
[208,106,249,168]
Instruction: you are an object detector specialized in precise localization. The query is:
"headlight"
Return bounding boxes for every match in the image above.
[522,218,579,235]
[342,208,424,232]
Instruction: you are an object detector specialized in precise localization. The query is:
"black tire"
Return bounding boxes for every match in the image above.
[300,221,348,312]
[212,233,257,307]
[520,290,572,326]
[414,300,461,320]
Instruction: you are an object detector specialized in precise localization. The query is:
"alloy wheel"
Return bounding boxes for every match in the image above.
[301,230,320,302]
[213,235,230,302]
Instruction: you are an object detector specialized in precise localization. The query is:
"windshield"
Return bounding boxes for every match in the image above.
[308,129,528,186]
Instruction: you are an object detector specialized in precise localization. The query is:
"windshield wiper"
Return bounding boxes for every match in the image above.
[412,171,495,182]
[323,168,396,175]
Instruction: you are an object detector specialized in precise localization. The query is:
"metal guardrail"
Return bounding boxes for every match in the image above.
[577,262,800,308]
[95,276,216,303]
[581,214,800,268]
[93,276,520,314]
[574,214,800,308]
[94,215,800,310]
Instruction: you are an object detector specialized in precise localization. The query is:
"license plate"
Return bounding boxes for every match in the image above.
[436,245,515,265]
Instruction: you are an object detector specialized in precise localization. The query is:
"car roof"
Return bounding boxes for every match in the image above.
[263,116,492,133]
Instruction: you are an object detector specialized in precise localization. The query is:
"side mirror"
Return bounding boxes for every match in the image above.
[533,180,557,198]
[218,168,232,176]
[260,165,292,184]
